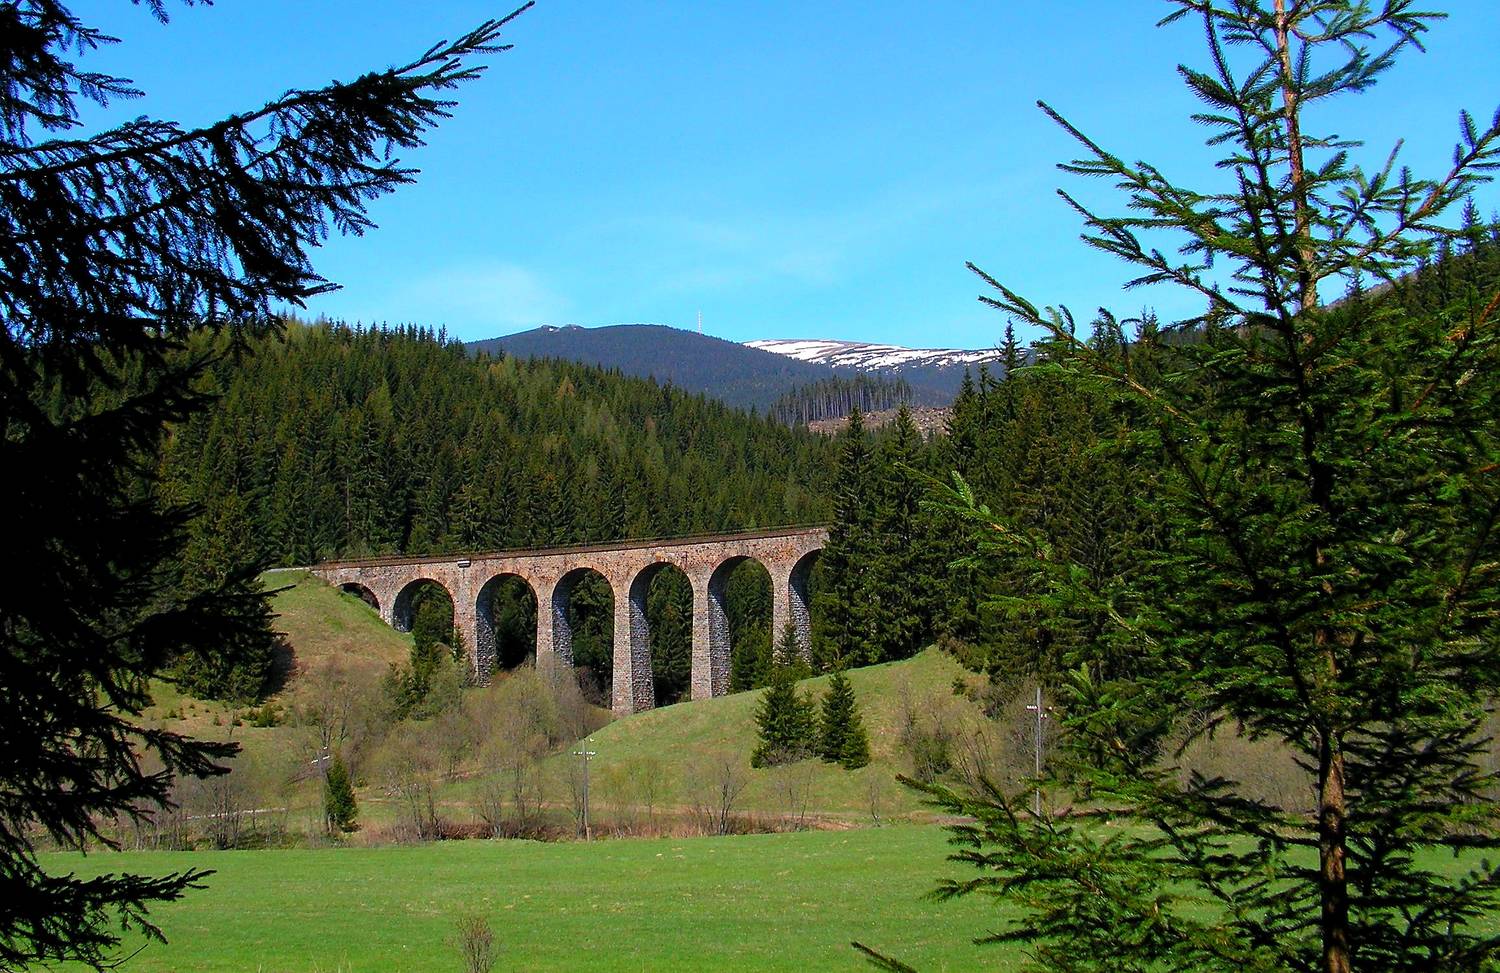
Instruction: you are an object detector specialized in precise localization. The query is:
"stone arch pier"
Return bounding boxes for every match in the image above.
[309,526,827,717]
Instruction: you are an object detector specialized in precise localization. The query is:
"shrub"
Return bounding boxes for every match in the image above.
[451,913,497,973]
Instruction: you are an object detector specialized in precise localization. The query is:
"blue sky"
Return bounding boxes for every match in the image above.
[71,1,1500,348]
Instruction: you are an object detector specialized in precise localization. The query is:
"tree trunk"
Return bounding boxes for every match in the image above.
[1274,0,1319,314]
[1274,6,1348,966]
[1319,736,1351,973]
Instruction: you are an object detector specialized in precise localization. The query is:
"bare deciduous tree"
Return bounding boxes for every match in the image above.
[773,760,816,832]
[690,753,747,836]
[379,734,441,842]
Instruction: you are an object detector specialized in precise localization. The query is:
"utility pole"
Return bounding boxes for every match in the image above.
[572,739,596,841]
[1025,685,1050,817]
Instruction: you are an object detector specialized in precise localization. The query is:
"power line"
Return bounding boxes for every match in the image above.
[572,739,596,841]
[1025,685,1052,817]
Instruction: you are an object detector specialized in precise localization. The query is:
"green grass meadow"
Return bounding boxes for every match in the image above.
[46,825,1015,972]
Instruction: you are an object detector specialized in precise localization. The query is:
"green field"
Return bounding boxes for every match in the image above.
[47,825,1014,972]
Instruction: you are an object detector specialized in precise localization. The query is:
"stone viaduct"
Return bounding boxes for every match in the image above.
[308,526,826,717]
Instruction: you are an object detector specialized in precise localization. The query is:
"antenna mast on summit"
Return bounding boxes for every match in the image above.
[697,310,703,335]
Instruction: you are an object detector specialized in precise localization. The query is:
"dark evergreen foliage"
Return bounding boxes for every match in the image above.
[487,575,537,672]
[937,337,1152,692]
[870,405,940,661]
[726,560,773,692]
[729,627,772,693]
[812,408,879,668]
[322,755,358,835]
[814,403,953,670]
[751,652,817,768]
[646,568,693,706]
[564,572,615,706]
[770,373,915,425]
[816,670,869,770]
[0,2,528,966]
[160,321,836,564]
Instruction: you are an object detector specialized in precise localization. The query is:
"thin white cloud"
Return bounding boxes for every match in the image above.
[325,260,571,333]
[606,176,1012,299]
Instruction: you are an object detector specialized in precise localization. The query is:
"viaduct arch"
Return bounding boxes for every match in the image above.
[309,526,827,717]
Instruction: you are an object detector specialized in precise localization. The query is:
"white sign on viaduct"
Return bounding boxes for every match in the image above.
[309,526,827,717]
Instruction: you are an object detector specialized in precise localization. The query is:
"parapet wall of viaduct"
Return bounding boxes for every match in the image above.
[309,527,827,717]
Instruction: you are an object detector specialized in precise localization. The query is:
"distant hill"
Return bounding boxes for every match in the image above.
[468,324,844,412]
[468,324,974,411]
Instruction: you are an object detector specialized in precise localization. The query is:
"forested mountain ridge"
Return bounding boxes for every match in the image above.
[160,321,837,569]
[468,323,842,411]
[468,323,956,411]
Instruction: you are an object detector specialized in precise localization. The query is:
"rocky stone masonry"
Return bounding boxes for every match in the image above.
[309,527,827,717]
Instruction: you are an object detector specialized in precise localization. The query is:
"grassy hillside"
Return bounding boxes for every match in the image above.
[255,570,994,822]
[128,573,415,795]
[47,825,1008,972]
[261,568,413,679]
[564,648,982,819]
[141,571,410,730]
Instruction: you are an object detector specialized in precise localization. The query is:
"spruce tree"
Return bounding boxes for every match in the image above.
[943,370,981,480]
[323,754,358,835]
[751,658,815,768]
[998,322,1024,421]
[0,5,528,966]
[773,617,812,678]
[838,714,870,771]
[730,627,772,693]
[877,4,1500,972]
[871,404,937,663]
[817,670,870,770]
[813,407,878,669]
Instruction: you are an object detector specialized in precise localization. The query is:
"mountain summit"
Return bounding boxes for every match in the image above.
[468,324,839,411]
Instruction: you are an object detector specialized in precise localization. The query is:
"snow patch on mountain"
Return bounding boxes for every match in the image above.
[745,338,1002,371]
